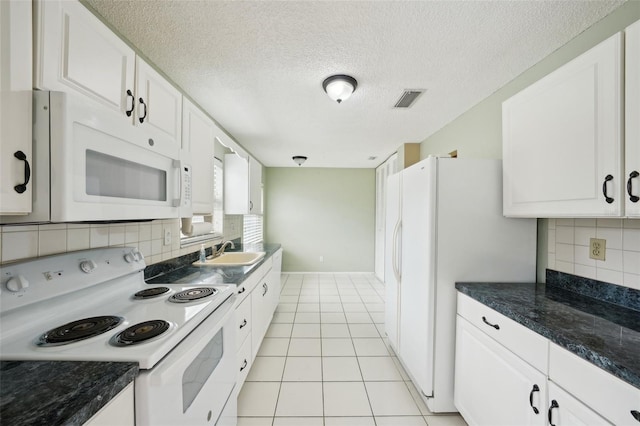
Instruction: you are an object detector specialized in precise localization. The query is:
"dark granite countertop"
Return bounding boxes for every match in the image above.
[145,242,282,286]
[0,361,138,425]
[456,272,640,390]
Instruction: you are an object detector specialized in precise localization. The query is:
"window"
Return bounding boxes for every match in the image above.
[243,215,263,245]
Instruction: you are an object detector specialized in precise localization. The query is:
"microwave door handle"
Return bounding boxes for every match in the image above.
[172,160,181,207]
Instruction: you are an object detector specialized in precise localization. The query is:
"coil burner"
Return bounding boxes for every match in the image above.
[111,320,171,346]
[38,316,123,346]
[133,287,170,300]
[169,287,217,303]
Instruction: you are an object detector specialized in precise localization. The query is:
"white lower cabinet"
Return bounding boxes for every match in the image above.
[547,382,611,426]
[84,383,134,426]
[455,316,546,426]
[455,293,640,426]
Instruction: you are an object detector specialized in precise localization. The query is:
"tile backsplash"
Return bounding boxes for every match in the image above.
[547,218,640,290]
[0,215,243,265]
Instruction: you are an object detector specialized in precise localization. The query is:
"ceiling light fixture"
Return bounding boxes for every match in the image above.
[292,156,307,166]
[322,74,357,103]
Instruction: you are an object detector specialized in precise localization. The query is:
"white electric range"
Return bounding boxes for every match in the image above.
[0,247,237,425]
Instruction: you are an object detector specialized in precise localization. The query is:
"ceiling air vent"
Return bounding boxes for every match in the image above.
[394,90,424,108]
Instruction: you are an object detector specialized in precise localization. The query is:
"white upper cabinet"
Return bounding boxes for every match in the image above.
[503,32,623,217]
[224,154,263,215]
[34,0,181,159]
[0,0,33,215]
[135,57,182,150]
[626,20,640,217]
[34,0,135,118]
[182,98,215,215]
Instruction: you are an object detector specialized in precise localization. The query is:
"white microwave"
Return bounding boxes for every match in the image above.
[1,91,191,224]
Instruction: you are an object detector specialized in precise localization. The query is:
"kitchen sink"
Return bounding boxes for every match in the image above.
[195,251,266,266]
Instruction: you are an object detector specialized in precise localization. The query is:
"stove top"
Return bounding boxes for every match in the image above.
[0,248,234,369]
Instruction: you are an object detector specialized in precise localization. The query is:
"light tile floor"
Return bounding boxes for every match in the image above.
[238,273,468,426]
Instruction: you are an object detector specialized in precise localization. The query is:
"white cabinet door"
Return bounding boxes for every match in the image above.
[135,57,182,159]
[268,249,283,314]
[626,20,640,217]
[250,276,270,360]
[182,98,215,214]
[249,157,263,214]
[34,0,135,118]
[454,316,546,426]
[503,32,623,217]
[547,382,611,426]
[85,383,134,426]
[0,0,32,215]
[384,171,401,352]
[224,154,249,214]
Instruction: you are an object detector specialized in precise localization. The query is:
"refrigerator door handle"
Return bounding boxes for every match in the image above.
[392,220,402,282]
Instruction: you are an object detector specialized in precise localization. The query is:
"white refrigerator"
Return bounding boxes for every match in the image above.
[384,156,536,413]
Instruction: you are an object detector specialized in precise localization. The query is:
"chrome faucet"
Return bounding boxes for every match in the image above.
[214,241,235,257]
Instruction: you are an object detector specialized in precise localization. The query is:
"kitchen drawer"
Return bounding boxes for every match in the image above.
[236,274,259,305]
[237,335,252,390]
[235,296,252,351]
[457,293,548,372]
[549,343,640,426]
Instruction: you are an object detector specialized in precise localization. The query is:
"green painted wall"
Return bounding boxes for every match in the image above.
[420,1,640,160]
[264,168,375,272]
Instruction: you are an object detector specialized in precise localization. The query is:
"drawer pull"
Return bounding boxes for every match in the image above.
[239,319,247,329]
[528,384,540,414]
[238,287,246,294]
[548,399,559,426]
[631,410,640,422]
[263,283,268,296]
[240,359,248,372]
[482,316,500,330]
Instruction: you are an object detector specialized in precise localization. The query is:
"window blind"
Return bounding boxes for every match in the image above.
[243,215,263,245]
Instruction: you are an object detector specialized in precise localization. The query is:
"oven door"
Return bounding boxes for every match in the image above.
[47,91,182,222]
[135,295,237,426]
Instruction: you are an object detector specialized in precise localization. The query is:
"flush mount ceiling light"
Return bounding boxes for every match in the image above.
[292,156,307,166]
[322,74,357,103]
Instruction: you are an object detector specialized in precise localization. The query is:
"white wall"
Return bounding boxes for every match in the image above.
[264,167,375,272]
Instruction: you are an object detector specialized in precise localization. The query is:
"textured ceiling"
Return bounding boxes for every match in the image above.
[85,0,625,168]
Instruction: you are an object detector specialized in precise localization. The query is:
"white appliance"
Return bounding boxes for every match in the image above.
[0,247,236,425]
[384,156,536,413]
[0,91,189,223]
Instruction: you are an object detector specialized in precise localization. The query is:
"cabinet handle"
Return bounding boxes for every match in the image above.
[481,316,500,330]
[250,201,254,211]
[627,171,639,203]
[13,151,30,194]
[548,399,559,426]
[631,410,640,422]
[240,359,248,372]
[263,283,268,296]
[125,89,135,117]
[239,319,247,329]
[238,287,246,294]
[602,174,614,204]
[528,384,540,414]
[138,98,147,123]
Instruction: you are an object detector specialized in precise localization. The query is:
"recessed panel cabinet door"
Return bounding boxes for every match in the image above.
[547,383,611,426]
[503,32,623,217]
[454,316,546,426]
[626,21,640,217]
[0,0,32,215]
[34,0,135,118]
[135,57,182,158]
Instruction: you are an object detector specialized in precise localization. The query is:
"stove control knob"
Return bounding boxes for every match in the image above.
[124,252,135,263]
[79,260,97,274]
[6,275,29,292]
[133,249,144,262]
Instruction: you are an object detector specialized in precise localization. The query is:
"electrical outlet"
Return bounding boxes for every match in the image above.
[164,228,172,246]
[589,238,606,261]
